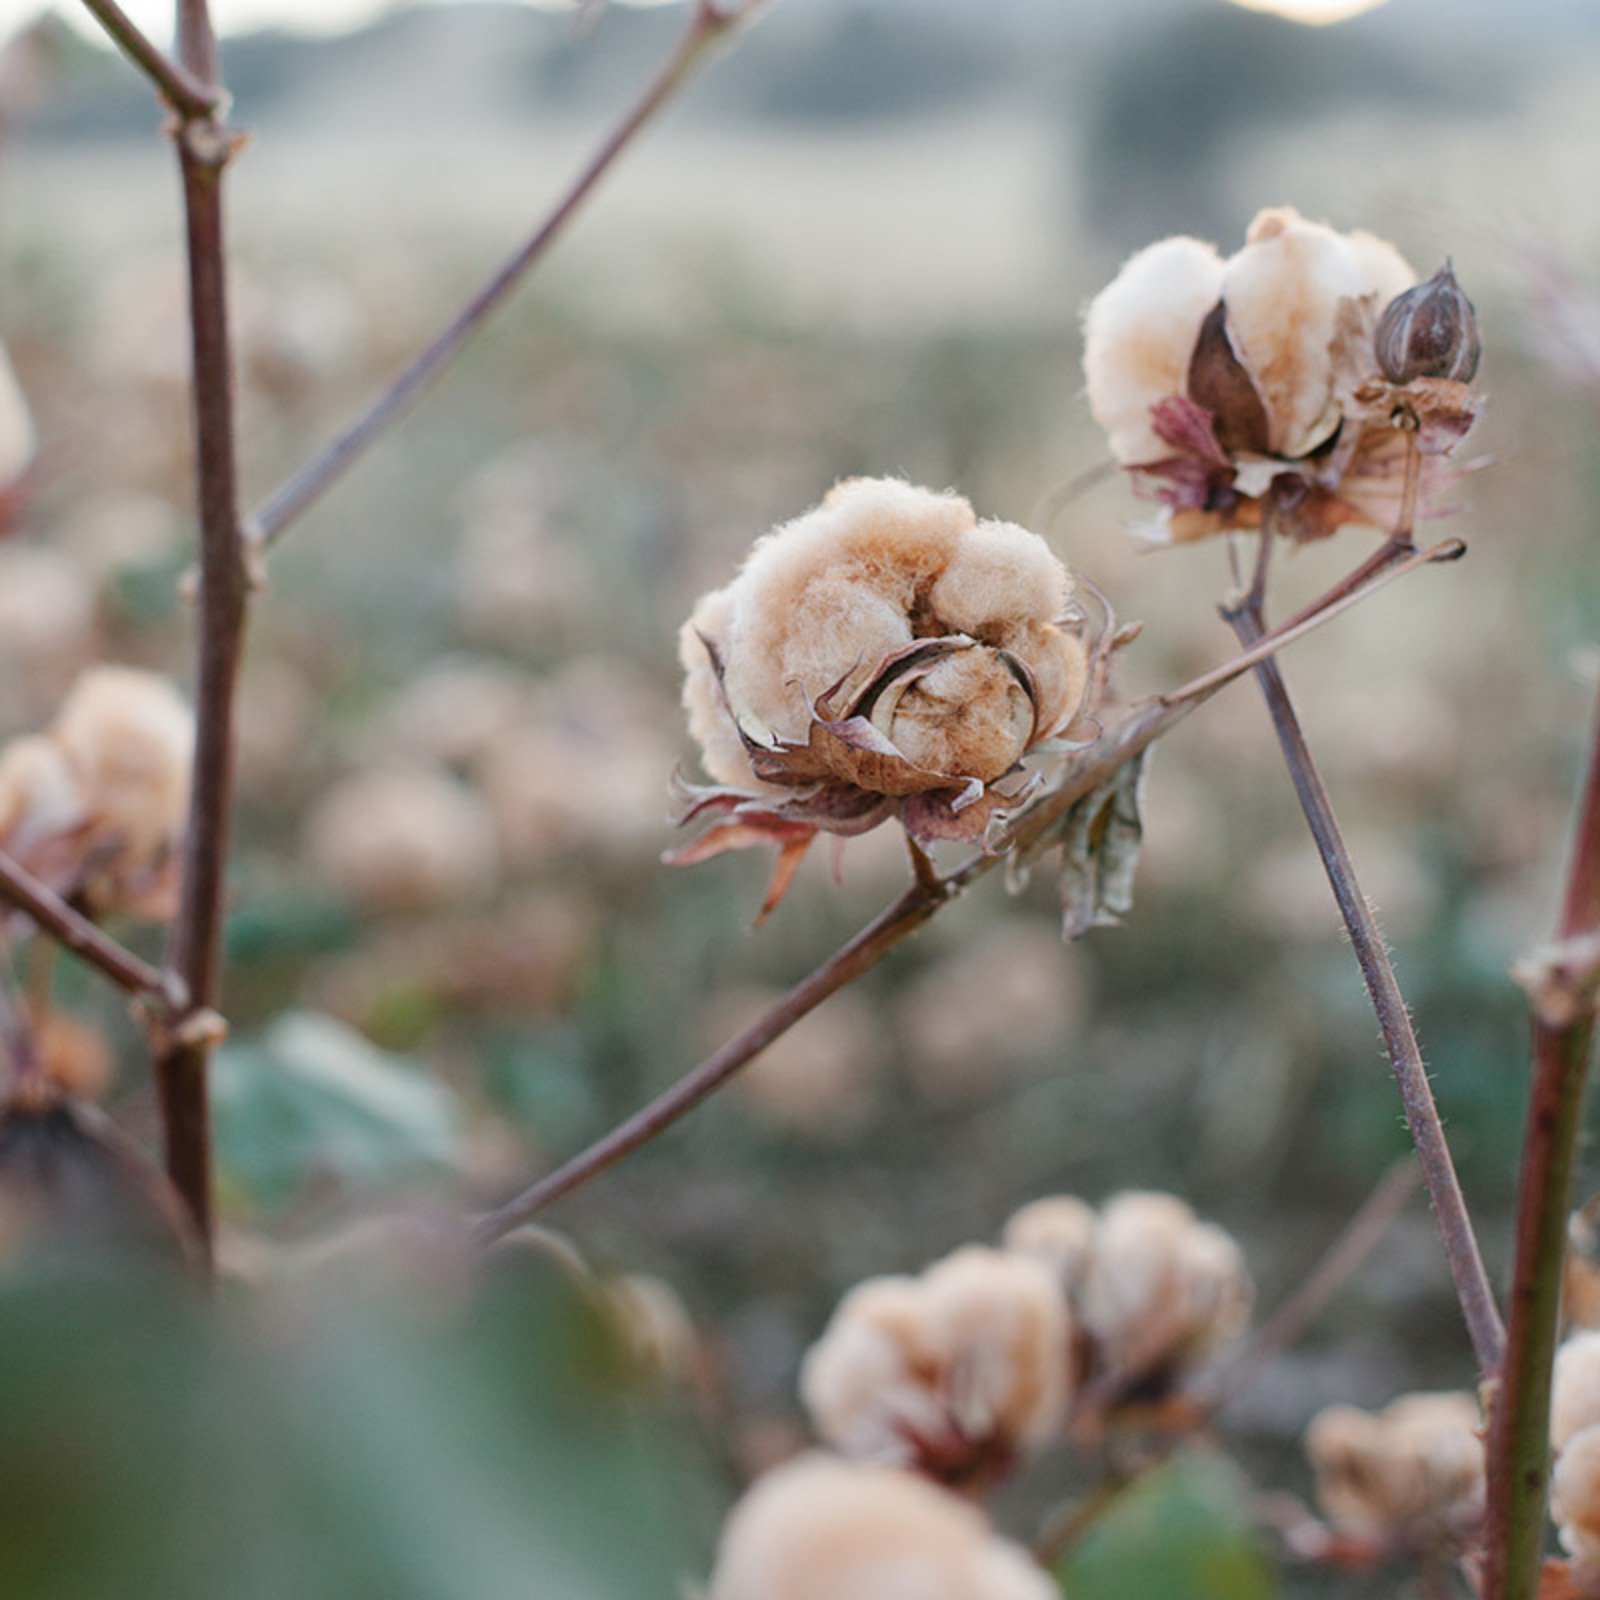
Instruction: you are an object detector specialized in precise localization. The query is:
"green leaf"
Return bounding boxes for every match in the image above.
[213,1011,463,1214]
[1055,1451,1280,1600]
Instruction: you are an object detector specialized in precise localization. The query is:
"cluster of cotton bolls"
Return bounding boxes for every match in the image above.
[705,1191,1249,1598]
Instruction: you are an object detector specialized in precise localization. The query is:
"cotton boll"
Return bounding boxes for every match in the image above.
[1003,1195,1098,1300]
[1083,235,1228,467]
[881,649,1035,783]
[0,735,86,856]
[0,340,35,490]
[1555,1426,1600,1590]
[1077,1192,1251,1386]
[1554,1332,1600,1453]
[374,657,536,769]
[708,1454,1056,1600]
[1305,1391,1483,1546]
[680,585,761,789]
[303,766,497,914]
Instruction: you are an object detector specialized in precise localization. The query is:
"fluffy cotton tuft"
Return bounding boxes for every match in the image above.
[1305,1390,1483,1545]
[800,1246,1070,1482]
[1555,1332,1600,1454]
[1002,1195,1098,1298]
[708,1454,1057,1600]
[1554,1425,1600,1583]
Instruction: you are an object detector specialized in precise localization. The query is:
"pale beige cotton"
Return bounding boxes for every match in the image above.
[681,478,1088,791]
[799,1246,1069,1469]
[1305,1391,1483,1543]
[708,1454,1057,1600]
[1077,1191,1251,1382]
[1082,234,1227,467]
[0,736,86,856]
[1553,1426,1600,1587]
[1003,1195,1098,1299]
[1554,1332,1600,1453]
[0,340,35,488]
[1083,206,1416,468]
[52,667,194,870]
[303,766,497,914]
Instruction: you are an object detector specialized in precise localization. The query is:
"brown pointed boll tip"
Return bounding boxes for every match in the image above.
[1375,262,1482,386]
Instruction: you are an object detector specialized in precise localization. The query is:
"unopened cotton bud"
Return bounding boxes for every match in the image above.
[1077,1191,1251,1386]
[800,1247,1069,1483]
[1375,262,1481,386]
[1305,1391,1483,1546]
[1003,1195,1097,1298]
[1554,1332,1600,1453]
[708,1454,1056,1600]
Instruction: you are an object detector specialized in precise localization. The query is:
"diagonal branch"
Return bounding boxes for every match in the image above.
[1482,685,1600,1600]
[470,543,1450,1245]
[76,0,221,122]
[247,1,759,551]
[0,849,179,1007]
[1225,597,1504,1377]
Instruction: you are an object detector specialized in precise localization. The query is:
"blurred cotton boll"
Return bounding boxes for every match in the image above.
[1552,1426,1600,1590]
[1553,1332,1600,1454]
[708,1453,1056,1600]
[0,338,35,497]
[800,1246,1069,1486]
[1305,1391,1483,1550]
[0,546,96,700]
[372,656,537,770]
[701,986,878,1139]
[1077,1191,1252,1393]
[1002,1195,1098,1301]
[303,766,498,914]
[895,922,1086,1106]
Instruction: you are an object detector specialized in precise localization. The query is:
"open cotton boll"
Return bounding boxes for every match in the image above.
[0,735,86,856]
[1083,235,1227,467]
[1554,1332,1600,1453]
[708,1454,1056,1600]
[799,1248,1069,1483]
[1003,1195,1098,1299]
[1554,1426,1600,1585]
[1077,1191,1251,1386]
[1305,1391,1483,1546]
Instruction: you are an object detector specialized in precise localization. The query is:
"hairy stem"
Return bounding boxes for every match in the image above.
[471,546,1444,1243]
[157,3,248,1261]
[1226,599,1503,1375]
[1482,686,1600,1600]
[248,2,752,550]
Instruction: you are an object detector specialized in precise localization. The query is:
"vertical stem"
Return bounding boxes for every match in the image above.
[157,1,247,1260]
[1227,601,1504,1375]
[1483,688,1600,1600]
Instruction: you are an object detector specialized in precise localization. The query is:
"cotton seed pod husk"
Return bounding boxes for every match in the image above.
[1554,1332,1600,1453]
[1305,1390,1483,1546]
[674,478,1095,907]
[799,1247,1070,1484]
[1077,1191,1252,1390]
[0,1095,196,1268]
[1375,262,1481,386]
[708,1453,1057,1600]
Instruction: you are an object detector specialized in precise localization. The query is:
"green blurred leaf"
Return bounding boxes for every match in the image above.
[1056,1451,1279,1600]
[213,1011,463,1213]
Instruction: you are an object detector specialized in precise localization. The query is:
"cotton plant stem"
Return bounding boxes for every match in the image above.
[1226,599,1504,1376]
[0,849,178,1007]
[471,545,1443,1244]
[247,1,759,551]
[75,0,220,120]
[156,1,249,1261]
[1482,686,1600,1600]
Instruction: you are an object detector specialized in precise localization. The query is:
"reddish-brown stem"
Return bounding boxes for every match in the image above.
[247,2,752,551]
[1482,686,1600,1600]
[0,849,178,1007]
[470,545,1444,1244]
[76,0,221,120]
[1226,598,1503,1375]
[156,4,248,1261]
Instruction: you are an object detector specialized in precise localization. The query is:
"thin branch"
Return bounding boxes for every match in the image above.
[1225,595,1504,1376]
[75,0,221,121]
[155,2,248,1261]
[1483,685,1600,1600]
[0,849,178,1007]
[471,543,1449,1245]
[247,1,753,551]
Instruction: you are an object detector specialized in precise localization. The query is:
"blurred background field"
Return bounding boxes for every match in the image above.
[2,0,1600,1592]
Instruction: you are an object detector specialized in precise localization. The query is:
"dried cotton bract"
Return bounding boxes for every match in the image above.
[1305,1391,1484,1552]
[0,667,193,921]
[799,1245,1070,1486]
[1083,207,1481,544]
[675,478,1093,916]
[708,1454,1056,1600]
